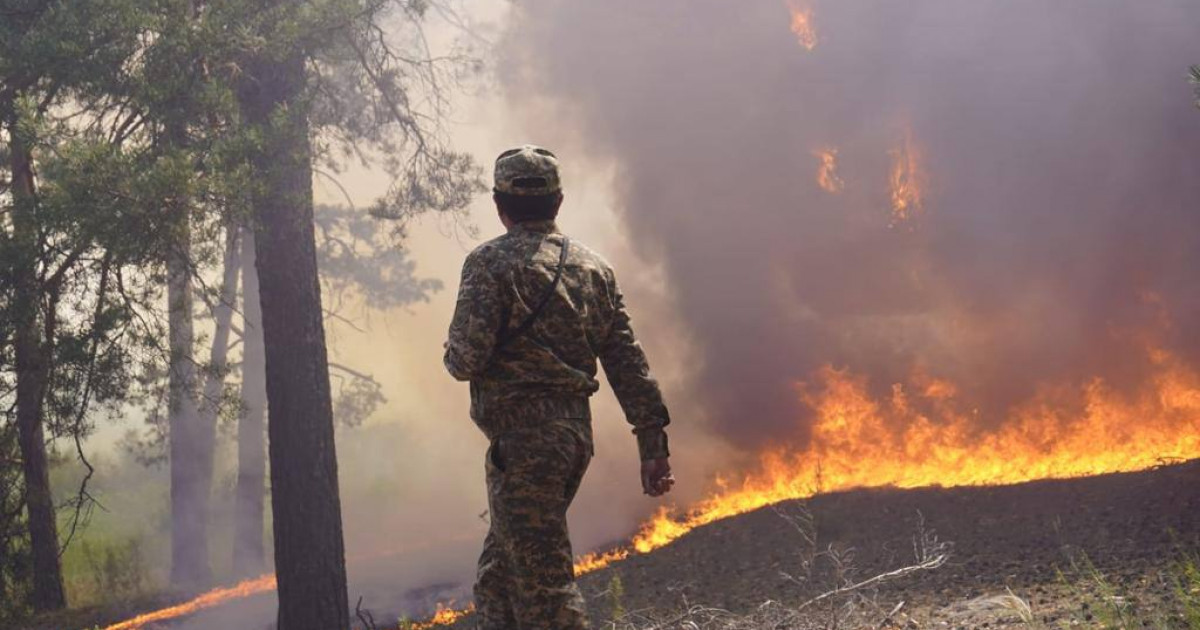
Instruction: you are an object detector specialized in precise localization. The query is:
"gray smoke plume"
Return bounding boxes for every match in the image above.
[497,0,1200,447]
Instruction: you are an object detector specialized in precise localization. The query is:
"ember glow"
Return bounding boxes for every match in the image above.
[813,147,844,193]
[412,603,476,629]
[100,573,276,630]
[786,0,817,51]
[888,131,925,226]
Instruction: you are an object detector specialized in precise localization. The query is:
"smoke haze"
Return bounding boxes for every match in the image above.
[66,2,1200,625]
[497,0,1200,447]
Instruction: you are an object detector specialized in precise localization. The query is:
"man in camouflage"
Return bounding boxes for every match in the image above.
[444,145,675,629]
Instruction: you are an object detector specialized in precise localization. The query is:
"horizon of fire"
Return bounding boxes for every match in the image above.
[98,3,1200,629]
[104,339,1200,630]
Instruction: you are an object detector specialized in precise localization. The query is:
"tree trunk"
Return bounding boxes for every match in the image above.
[233,228,267,577]
[167,169,212,589]
[197,226,240,432]
[7,116,67,612]
[195,226,242,575]
[239,40,350,630]
[166,0,215,590]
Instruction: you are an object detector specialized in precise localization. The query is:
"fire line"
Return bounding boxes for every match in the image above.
[101,350,1200,629]
[100,574,277,630]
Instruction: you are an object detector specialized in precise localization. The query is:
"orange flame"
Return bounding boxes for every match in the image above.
[786,0,817,51]
[889,131,926,226]
[103,544,622,629]
[103,345,1200,627]
[411,603,476,630]
[630,353,1200,555]
[813,147,844,193]
[101,573,276,630]
[408,550,631,626]
[574,548,630,575]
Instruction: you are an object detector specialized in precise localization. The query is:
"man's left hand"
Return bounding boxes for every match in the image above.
[641,458,675,497]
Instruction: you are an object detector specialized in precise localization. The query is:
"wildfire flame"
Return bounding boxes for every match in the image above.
[101,573,276,630]
[813,147,844,193]
[889,131,926,226]
[411,603,476,630]
[629,351,1200,555]
[573,548,630,575]
[786,0,817,51]
[104,346,1200,628]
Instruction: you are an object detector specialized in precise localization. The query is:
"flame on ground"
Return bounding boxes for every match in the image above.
[628,349,1200,555]
[411,603,476,630]
[786,0,817,51]
[889,130,926,226]
[813,147,844,193]
[102,347,1200,628]
[574,548,630,575]
[100,573,276,630]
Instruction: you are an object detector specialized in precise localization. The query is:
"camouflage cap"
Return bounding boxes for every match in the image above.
[494,145,562,196]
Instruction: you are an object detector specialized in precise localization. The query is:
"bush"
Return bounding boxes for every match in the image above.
[81,536,147,602]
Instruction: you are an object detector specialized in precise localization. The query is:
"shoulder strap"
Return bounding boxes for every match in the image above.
[496,236,571,350]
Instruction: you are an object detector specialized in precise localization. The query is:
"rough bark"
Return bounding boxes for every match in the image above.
[233,228,267,577]
[167,164,212,589]
[7,116,68,612]
[240,41,350,630]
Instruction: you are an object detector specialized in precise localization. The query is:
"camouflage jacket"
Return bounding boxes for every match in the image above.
[444,220,671,460]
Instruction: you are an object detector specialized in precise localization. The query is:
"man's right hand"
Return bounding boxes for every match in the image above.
[641,458,675,497]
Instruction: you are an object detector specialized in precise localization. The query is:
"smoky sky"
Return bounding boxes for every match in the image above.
[498,1,1200,447]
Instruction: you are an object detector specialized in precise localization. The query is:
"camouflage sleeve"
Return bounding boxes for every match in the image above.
[444,250,505,381]
[597,269,672,461]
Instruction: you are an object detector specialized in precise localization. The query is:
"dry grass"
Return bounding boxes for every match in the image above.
[597,505,950,630]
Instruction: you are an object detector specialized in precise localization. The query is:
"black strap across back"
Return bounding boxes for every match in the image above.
[496,236,571,351]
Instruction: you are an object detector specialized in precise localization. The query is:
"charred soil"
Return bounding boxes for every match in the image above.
[557,460,1200,628]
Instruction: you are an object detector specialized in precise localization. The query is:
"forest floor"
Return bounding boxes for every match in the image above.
[555,459,1200,629]
[20,460,1200,630]
[445,459,1200,629]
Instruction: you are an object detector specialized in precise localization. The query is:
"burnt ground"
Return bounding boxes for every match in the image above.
[22,461,1200,629]
[446,460,1200,628]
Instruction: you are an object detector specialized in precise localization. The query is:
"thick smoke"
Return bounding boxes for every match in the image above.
[498,1,1200,447]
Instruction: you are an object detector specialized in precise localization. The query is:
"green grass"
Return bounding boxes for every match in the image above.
[1052,544,1200,630]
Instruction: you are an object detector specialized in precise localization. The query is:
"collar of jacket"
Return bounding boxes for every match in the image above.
[509,220,559,235]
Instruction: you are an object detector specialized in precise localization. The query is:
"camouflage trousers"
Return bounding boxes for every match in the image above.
[475,420,592,630]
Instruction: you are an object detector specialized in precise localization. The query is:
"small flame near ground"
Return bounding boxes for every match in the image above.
[102,346,1200,629]
[889,130,926,227]
[100,573,276,630]
[410,603,476,629]
[813,147,844,193]
[786,0,818,51]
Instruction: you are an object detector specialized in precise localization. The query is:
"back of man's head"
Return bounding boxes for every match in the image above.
[493,145,564,222]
